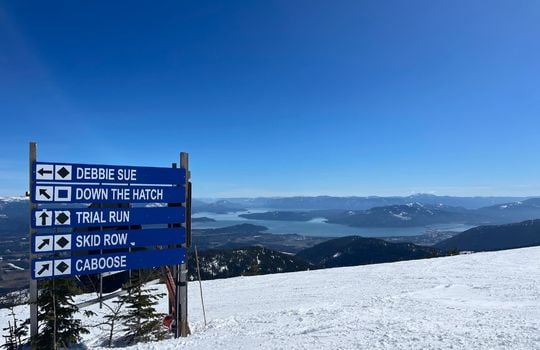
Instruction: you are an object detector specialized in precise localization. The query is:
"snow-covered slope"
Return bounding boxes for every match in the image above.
[3,247,540,349]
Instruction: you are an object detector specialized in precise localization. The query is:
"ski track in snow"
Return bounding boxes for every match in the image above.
[2,247,540,349]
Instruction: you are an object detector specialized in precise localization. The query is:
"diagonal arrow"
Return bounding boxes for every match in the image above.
[38,168,53,176]
[39,188,51,200]
[37,264,50,276]
[39,212,49,226]
[38,238,50,250]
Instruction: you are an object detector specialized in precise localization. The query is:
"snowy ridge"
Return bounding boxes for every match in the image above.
[2,247,540,349]
[0,196,27,203]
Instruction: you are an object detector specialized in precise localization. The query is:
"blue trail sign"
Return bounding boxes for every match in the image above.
[28,145,192,342]
[33,162,186,185]
[32,227,186,253]
[31,207,185,229]
[32,184,185,204]
[31,248,186,279]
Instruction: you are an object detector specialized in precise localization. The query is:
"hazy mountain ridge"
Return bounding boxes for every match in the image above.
[474,198,540,223]
[240,199,540,228]
[192,199,246,214]
[187,246,316,280]
[217,194,530,210]
[325,203,482,227]
[296,236,441,268]
[436,219,540,252]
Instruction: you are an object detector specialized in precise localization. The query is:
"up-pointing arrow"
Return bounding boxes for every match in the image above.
[39,212,49,226]
[39,188,51,200]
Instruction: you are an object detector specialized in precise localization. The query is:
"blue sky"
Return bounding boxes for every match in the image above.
[1,1,540,197]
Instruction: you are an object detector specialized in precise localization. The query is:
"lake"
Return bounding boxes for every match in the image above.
[192,210,476,238]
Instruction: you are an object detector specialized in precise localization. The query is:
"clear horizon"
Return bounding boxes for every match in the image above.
[2,2,540,198]
[2,192,539,201]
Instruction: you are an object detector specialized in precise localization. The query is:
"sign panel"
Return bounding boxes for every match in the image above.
[31,207,185,229]
[33,162,186,185]
[32,184,185,204]
[31,248,186,279]
[32,227,186,253]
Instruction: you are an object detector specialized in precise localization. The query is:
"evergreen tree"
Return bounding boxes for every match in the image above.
[447,248,460,256]
[118,270,166,345]
[34,278,90,349]
[100,299,125,347]
[1,306,28,350]
[1,321,16,350]
[243,258,260,276]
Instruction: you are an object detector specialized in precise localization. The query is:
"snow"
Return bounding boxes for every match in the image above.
[500,202,524,209]
[2,247,540,349]
[6,263,25,271]
[391,211,412,221]
[0,196,27,202]
[406,202,424,208]
[307,217,327,223]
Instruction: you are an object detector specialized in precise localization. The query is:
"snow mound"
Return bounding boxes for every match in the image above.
[2,247,540,349]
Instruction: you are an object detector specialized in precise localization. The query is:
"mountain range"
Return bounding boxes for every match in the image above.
[192,199,246,214]
[186,238,443,281]
[203,194,529,211]
[435,219,540,252]
[296,236,441,268]
[187,246,316,280]
[189,219,540,281]
[240,199,540,228]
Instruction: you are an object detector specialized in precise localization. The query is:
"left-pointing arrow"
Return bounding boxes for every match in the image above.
[39,212,49,226]
[37,264,50,276]
[39,188,51,199]
[38,239,50,250]
[38,168,53,176]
